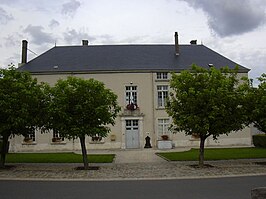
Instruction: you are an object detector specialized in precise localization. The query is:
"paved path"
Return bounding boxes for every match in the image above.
[0,148,266,181]
[87,147,190,163]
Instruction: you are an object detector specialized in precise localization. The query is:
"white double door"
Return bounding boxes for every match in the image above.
[125,120,140,149]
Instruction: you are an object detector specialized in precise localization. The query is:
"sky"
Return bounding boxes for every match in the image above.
[0,0,265,85]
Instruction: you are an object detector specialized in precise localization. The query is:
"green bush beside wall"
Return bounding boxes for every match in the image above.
[253,134,266,148]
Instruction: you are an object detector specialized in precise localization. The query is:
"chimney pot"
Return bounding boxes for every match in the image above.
[190,40,197,45]
[175,32,179,56]
[82,40,89,46]
[21,40,28,64]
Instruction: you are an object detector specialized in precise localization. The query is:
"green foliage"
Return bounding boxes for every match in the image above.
[0,66,49,167]
[6,153,115,163]
[166,64,249,167]
[166,65,248,140]
[47,76,121,139]
[251,74,266,133]
[45,76,120,169]
[0,66,49,137]
[158,148,266,161]
[253,134,266,148]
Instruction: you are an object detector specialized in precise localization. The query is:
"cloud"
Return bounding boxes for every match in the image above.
[49,19,60,29]
[61,0,81,17]
[180,0,266,37]
[24,25,55,45]
[0,0,20,5]
[4,34,19,47]
[0,7,14,25]
[63,29,96,44]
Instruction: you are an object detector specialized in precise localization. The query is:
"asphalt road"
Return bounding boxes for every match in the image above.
[1,176,266,199]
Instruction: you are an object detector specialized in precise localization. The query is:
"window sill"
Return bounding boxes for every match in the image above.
[156,107,166,110]
[51,142,66,145]
[155,79,169,82]
[89,141,105,144]
[22,142,37,145]
[189,138,200,141]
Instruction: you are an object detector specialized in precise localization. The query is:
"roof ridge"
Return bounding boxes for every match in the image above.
[53,44,202,48]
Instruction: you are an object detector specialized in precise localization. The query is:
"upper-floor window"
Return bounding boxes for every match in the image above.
[156,72,168,80]
[157,85,168,108]
[125,86,138,108]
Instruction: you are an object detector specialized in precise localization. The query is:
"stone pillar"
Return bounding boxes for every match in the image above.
[251,187,266,199]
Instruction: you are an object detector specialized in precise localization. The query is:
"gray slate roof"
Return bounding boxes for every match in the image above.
[19,44,249,73]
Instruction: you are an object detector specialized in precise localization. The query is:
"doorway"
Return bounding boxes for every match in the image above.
[125,120,140,149]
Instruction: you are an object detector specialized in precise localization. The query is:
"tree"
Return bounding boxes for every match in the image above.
[251,74,266,133]
[166,65,248,167]
[47,76,120,170]
[0,66,48,168]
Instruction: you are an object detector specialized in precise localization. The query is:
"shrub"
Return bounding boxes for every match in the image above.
[253,134,266,148]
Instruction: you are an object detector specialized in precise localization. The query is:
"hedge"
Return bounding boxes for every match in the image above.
[253,134,266,148]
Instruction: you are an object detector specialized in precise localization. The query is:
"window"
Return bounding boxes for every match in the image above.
[24,132,36,142]
[91,134,102,142]
[125,85,137,106]
[156,72,168,80]
[52,130,64,142]
[126,120,139,130]
[157,85,168,108]
[158,119,170,139]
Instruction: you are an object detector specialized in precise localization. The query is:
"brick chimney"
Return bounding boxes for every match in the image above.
[82,40,89,46]
[174,32,179,56]
[21,40,28,64]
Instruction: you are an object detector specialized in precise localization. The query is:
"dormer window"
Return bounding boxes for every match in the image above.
[156,72,168,80]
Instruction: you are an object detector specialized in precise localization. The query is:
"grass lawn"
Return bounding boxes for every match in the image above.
[6,153,115,163]
[157,147,266,161]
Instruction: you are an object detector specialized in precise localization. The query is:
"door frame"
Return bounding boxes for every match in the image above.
[125,119,139,149]
[121,116,144,149]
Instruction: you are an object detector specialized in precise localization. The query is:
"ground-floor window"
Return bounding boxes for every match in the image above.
[24,132,36,142]
[158,118,170,140]
[52,130,64,142]
[91,134,103,142]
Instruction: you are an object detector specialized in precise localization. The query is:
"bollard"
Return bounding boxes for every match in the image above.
[251,187,266,199]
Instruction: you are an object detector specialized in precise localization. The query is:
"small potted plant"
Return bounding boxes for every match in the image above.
[126,103,138,111]
[23,137,32,143]
[161,135,169,140]
[52,137,61,142]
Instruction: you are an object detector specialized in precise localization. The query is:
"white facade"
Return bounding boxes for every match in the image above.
[9,71,252,152]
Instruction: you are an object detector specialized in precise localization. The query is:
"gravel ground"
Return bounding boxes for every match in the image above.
[1,159,266,181]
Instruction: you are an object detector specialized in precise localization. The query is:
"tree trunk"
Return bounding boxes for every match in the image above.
[199,136,206,168]
[0,134,9,169]
[79,135,89,170]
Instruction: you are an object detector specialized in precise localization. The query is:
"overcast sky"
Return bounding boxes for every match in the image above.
[0,0,265,84]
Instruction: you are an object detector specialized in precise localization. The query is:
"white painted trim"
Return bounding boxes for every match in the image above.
[121,116,144,149]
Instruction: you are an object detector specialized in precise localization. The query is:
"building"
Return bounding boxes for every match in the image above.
[10,32,251,152]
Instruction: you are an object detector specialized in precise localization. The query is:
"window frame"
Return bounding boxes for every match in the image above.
[125,85,138,106]
[156,72,168,80]
[157,118,170,139]
[23,131,36,142]
[157,85,169,108]
[52,130,64,142]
